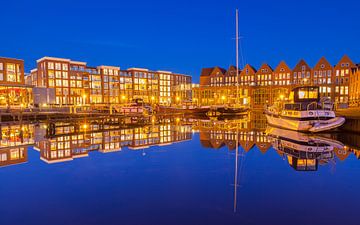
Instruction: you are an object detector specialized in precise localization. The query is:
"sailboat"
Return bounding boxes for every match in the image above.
[209,9,249,117]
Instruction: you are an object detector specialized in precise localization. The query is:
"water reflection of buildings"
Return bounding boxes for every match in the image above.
[0,123,35,167]
[36,121,192,163]
[196,112,271,153]
[195,112,358,171]
[2,114,360,167]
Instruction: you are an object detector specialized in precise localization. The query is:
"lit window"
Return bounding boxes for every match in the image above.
[55,63,61,70]
[0,63,3,70]
[6,64,16,82]
[48,62,54,69]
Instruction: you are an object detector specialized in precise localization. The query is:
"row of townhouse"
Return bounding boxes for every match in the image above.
[27,57,192,106]
[194,55,358,108]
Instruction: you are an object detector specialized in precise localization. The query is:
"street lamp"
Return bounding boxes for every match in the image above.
[221,95,226,105]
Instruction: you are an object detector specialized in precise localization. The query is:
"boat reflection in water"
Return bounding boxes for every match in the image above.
[265,126,343,171]
[0,112,359,169]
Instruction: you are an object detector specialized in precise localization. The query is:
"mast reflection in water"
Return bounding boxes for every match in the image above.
[1,112,360,225]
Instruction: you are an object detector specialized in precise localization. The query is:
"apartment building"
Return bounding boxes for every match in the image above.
[197,55,357,108]
[349,64,360,106]
[0,57,33,107]
[334,55,353,104]
[195,66,249,106]
[30,57,191,106]
[312,57,333,100]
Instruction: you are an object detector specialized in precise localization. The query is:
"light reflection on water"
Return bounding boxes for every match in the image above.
[0,112,360,225]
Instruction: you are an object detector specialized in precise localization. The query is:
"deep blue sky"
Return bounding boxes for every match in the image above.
[1,0,359,82]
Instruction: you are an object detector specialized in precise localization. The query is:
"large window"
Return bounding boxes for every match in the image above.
[6,64,16,82]
[48,62,54,70]
[0,63,3,70]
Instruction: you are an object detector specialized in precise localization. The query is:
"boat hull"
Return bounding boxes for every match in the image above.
[265,113,345,132]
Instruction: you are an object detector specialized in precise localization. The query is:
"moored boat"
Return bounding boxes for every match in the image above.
[265,86,345,132]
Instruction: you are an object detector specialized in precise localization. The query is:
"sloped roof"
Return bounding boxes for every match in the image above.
[256,63,273,74]
[213,66,227,75]
[225,65,240,76]
[313,56,332,70]
[274,60,291,73]
[200,68,214,76]
[293,59,311,71]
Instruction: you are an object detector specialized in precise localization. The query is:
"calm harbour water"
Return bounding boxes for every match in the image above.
[0,114,360,225]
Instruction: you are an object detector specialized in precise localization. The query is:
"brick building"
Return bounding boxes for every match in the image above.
[196,55,358,109]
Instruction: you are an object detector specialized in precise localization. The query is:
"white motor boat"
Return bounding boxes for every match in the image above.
[265,86,345,132]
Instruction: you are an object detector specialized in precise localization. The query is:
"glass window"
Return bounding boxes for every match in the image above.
[55,63,61,70]
[48,62,54,69]
[0,63,3,70]
[6,64,16,82]
[62,64,68,70]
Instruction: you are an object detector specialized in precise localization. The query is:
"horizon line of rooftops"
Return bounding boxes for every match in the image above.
[0,56,191,77]
[200,55,360,76]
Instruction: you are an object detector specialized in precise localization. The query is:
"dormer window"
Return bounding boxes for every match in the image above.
[302,65,306,71]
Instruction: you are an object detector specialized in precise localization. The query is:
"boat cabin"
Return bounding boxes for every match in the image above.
[285,86,320,111]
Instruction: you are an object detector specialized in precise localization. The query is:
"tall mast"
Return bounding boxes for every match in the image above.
[236,9,239,105]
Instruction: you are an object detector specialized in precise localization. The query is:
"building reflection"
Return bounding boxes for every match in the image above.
[0,124,34,167]
[195,111,354,171]
[35,120,192,163]
[196,111,272,153]
[1,112,360,168]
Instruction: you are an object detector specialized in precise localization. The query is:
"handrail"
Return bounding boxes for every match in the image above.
[306,101,318,111]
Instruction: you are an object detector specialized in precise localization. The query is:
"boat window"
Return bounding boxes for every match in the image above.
[298,87,318,100]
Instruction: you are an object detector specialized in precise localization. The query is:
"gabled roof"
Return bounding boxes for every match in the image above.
[313,57,332,70]
[240,64,257,75]
[200,67,214,77]
[256,63,273,75]
[293,59,311,72]
[273,61,292,73]
[210,66,226,75]
[225,65,240,76]
[334,54,355,69]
